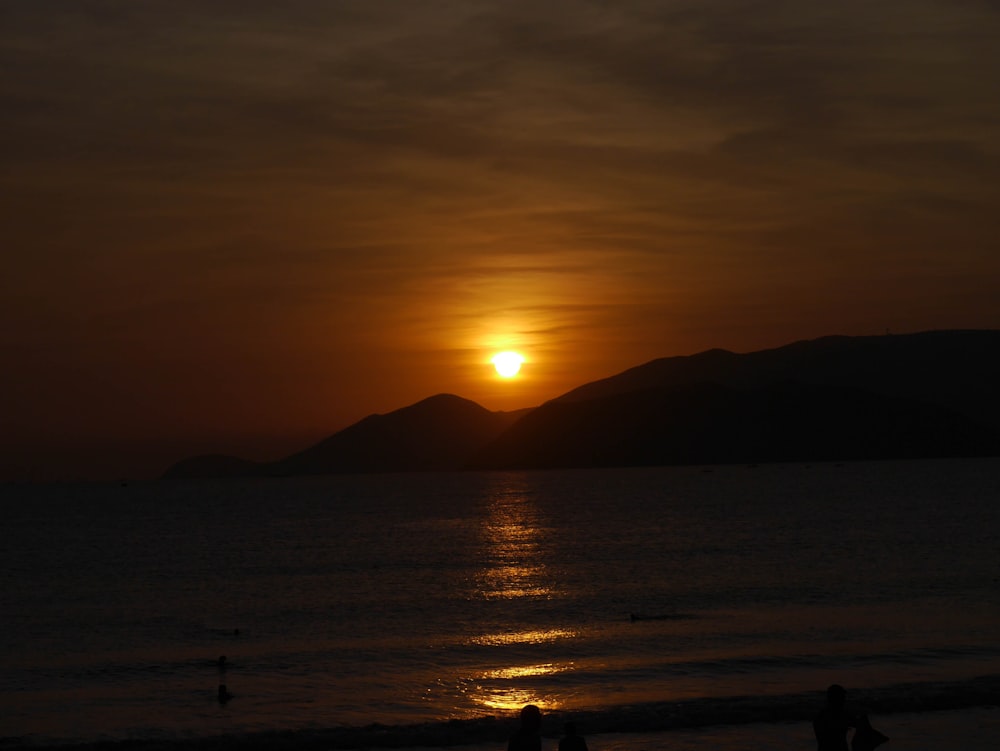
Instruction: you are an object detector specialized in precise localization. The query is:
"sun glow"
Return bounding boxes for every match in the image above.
[491,351,525,378]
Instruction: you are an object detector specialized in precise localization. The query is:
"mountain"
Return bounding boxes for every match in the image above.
[271,394,527,475]
[164,330,1000,479]
[163,394,528,479]
[468,380,998,470]
[555,330,1000,429]
[468,329,1000,469]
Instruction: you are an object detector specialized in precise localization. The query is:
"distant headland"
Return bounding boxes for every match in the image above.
[163,330,1000,479]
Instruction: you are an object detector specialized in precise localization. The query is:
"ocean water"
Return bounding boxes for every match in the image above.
[1,459,999,748]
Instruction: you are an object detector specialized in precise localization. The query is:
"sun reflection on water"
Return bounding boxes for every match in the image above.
[463,477,574,715]
[481,663,570,679]
[470,628,575,646]
[475,687,558,712]
[476,477,557,601]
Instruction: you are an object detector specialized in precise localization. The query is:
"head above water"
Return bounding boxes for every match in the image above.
[826,684,847,708]
[520,704,541,730]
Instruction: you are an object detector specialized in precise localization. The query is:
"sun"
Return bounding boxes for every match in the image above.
[491,351,525,378]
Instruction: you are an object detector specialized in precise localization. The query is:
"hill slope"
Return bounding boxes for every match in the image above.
[467,329,1000,470]
[272,394,526,475]
[469,380,998,470]
[164,330,1000,479]
[163,394,527,479]
[555,330,1000,431]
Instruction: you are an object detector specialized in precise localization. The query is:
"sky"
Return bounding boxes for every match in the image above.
[3,1,1000,482]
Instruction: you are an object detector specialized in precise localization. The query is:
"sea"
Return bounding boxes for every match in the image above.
[2,458,999,750]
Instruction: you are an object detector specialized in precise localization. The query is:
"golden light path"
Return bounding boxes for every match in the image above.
[471,629,575,646]
[459,477,578,713]
[470,654,576,711]
[481,664,568,680]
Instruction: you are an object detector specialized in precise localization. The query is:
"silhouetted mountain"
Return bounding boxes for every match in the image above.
[164,330,1000,479]
[468,380,999,470]
[163,394,528,479]
[466,329,999,470]
[271,394,527,475]
[555,330,1000,432]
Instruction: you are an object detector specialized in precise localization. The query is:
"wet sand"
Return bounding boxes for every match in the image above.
[590,707,1000,751]
[4,707,997,751]
[442,707,1000,751]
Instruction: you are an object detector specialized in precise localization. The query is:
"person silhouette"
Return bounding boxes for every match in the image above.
[813,684,855,751]
[851,712,889,751]
[216,655,232,704]
[508,704,542,751]
[559,721,588,751]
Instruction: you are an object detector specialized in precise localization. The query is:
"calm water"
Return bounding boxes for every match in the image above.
[1,459,999,746]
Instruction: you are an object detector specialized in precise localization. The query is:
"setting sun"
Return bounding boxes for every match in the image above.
[491,351,525,378]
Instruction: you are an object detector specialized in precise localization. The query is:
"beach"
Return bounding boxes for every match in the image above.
[593,708,1000,751]
[6,707,998,751]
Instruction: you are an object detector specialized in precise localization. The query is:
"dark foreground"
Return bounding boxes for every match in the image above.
[4,675,998,751]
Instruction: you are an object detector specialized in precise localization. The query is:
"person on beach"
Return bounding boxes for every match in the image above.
[814,684,854,751]
[851,713,889,751]
[559,721,588,751]
[508,704,542,751]
[216,655,233,704]
[814,684,888,751]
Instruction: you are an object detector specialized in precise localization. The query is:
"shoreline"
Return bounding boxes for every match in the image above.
[5,709,999,751]
[5,678,998,751]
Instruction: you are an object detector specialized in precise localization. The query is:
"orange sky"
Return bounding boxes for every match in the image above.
[3,1,1000,481]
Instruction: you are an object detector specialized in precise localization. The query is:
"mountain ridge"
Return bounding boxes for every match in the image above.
[163,330,1000,479]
